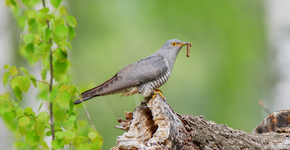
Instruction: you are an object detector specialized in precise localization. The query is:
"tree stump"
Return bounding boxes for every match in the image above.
[111,94,290,149]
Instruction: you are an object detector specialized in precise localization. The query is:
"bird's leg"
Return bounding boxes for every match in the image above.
[152,89,165,100]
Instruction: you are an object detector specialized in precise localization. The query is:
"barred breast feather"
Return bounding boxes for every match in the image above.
[138,69,171,97]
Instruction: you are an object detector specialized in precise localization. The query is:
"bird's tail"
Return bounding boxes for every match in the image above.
[73,96,95,105]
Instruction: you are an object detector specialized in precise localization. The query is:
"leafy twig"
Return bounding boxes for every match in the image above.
[16,71,50,85]
[30,78,50,85]
[76,94,96,132]
[42,0,55,143]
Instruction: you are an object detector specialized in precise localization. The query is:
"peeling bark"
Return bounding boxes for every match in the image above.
[111,94,290,150]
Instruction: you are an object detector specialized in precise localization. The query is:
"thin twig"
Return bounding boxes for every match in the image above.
[258,100,272,115]
[3,99,14,107]
[76,94,96,132]
[42,0,55,143]
[17,71,50,85]
[105,96,121,118]
[30,78,50,85]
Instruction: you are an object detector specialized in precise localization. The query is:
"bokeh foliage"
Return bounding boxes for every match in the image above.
[69,0,268,149]
[1,0,102,149]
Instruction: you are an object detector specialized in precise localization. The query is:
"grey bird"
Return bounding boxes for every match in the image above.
[74,39,190,105]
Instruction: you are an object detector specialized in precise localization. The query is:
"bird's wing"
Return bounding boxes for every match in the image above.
[80,56,169,99]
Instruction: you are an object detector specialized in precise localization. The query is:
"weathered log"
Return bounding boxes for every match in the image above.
[111,94,290,150]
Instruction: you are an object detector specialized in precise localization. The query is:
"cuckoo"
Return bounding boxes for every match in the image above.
[74,39,191,105]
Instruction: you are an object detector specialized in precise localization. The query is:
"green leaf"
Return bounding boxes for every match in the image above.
[29,74,37,88]
[53,59,68,81]
[24,107,35,117]
[33,34,41,44]
[28,10,37,18]
[38,111,49,123]
[9,66,18,76]
[24,33,35,44]
[50,0,62,9]
[63,120,74,131]
[88,132,97,141]
[52,33,62,45]
[16,106,24,117]
[40,42,52,53]
[51,139,64,149]
[54,24,68,37]
[25,130,40,146]
[2,72,9,86]
[69,86,77,96]
[25,43,35,54]
[49,89,58,102]
[39,7,49,14]
[55,48,67,62]
[46,131,52,136]
[15,109,23,120]
[13,86,22,101]
[37,102,43,113]
[88,131,103,144]
[3,111,15,124]
[4,64,10,70]
[54,110,67,123]
[10,76,31,92]
[18,124,27,136]
[35,121,45,137]
[36,12,47,26]
[17,17,26,29]
[53,59,68,74]
[47,13,55,20]
[59,6,67,15]
[79,144,90,150]
[15,140,29,149]
[63,131,76,144]
[27,19,37,33]
[55,91,70,110]
[68,27,75,41]
[10,0,17,7]
[65,42,72,49]
[22,0,29,5]
[19,67,29,76]
[73,136,86,148]
[69,115,76,121]
[66,15,76,28]
[40,140,49,149]
[55,131,65,139]
[45,28,51,42]
[19,116,30,127]
[90,141,102,150]
[59,85,77,96]
[41,68,47,80]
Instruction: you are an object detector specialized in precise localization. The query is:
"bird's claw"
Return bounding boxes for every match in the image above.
[152,89,165,100]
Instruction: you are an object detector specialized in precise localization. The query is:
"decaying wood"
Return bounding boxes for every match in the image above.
[111,94,290,150]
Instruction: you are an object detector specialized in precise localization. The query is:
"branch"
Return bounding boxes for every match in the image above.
[30,78,50,85]
[42,0,55,143]
[112,94,290,149]
[76,94,96,132]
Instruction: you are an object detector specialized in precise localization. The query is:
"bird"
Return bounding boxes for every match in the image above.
[74,39,191,105]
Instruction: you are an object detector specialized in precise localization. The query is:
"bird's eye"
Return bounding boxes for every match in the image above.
[172,42,177,46]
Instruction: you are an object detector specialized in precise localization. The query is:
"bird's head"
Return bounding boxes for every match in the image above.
[158,39,191,58]
[163,39,188,49]
[152,39,191,70]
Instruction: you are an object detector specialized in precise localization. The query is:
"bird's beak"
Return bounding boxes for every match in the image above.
[177,42,189,47]
[182,42,189,46]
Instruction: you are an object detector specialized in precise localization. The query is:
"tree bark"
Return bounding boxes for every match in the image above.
[111,94,290,150]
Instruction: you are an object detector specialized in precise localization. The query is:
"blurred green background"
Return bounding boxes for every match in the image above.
[5,0,272,149]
